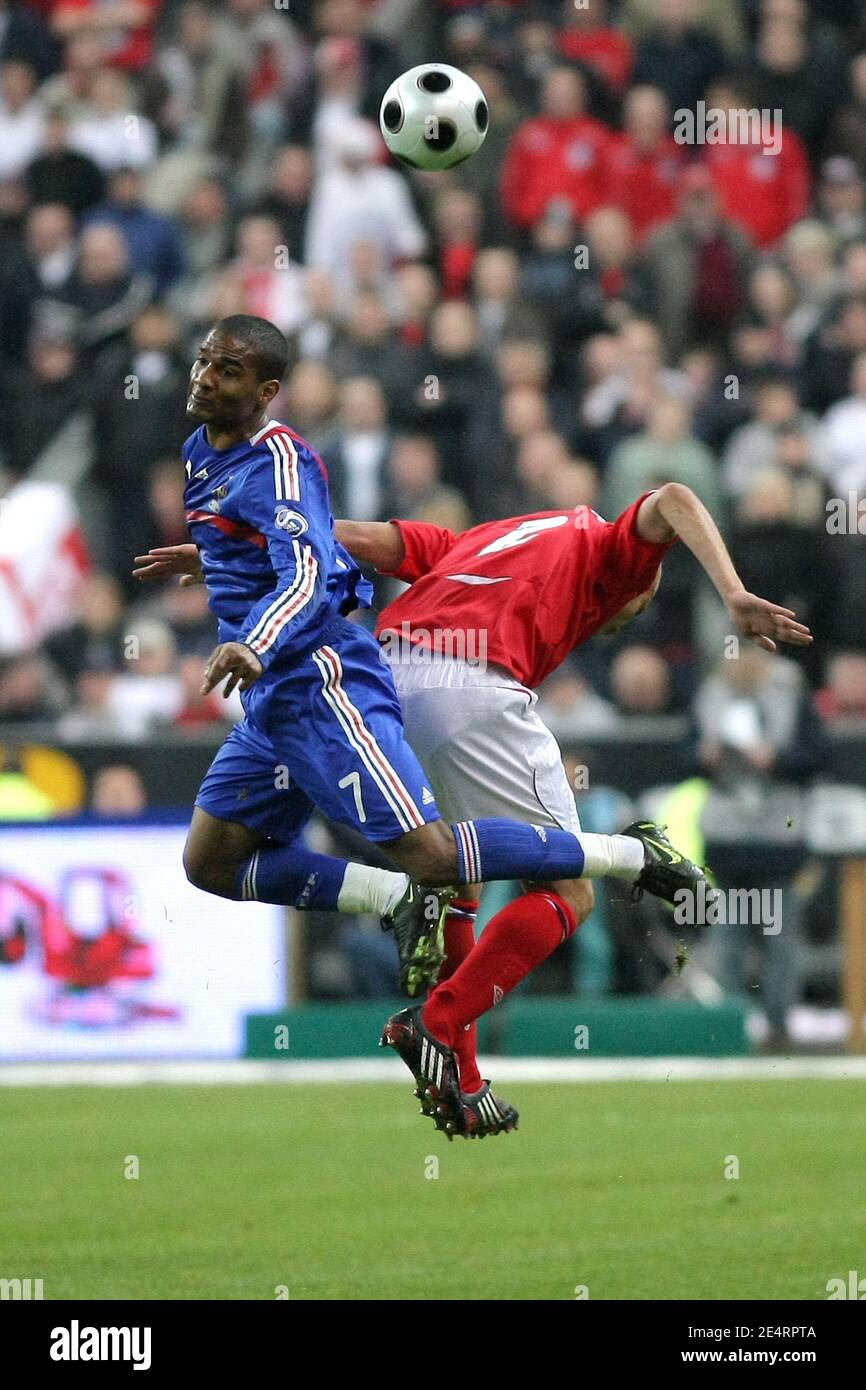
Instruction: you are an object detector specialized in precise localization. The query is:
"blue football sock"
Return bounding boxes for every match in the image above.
[235,843,347,910]
[452,819,586,884]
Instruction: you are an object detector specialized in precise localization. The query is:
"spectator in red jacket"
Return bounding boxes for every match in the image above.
[431,185,482,302]
[605,84,685,241]
[49,0,161,72]
[556,0,634,96]
[701,79,811,250]
[500,66,613,232]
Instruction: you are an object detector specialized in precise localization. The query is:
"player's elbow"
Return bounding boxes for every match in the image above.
[656,480,706,519]
[334,520,369,563]
[656,481,698,512]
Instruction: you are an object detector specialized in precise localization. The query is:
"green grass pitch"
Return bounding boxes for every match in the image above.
[5,1077,865,1300]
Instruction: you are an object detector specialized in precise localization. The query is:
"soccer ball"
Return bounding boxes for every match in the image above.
[379,63,488,171]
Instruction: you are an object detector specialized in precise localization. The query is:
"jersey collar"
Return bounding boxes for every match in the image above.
[248,418,273,445]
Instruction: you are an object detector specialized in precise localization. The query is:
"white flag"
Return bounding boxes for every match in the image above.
[0,482,90,654]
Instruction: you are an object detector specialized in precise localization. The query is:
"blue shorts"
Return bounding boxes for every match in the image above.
[196,617,441,844]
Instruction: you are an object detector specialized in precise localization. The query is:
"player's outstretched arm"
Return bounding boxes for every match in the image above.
[334,520,406,572]
[132,545,204,586]
[636,483,814,653]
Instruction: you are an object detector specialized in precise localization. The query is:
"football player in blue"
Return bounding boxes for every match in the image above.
[135,314,704,1126]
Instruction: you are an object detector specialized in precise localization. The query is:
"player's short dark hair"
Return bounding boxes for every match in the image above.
[213,315,289,384]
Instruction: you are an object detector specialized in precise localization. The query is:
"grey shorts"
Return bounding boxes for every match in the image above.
[386,653,581,835]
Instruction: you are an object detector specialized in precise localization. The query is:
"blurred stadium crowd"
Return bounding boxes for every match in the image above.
[2,0,866,723]
[2,0,866,1016]
[2,0,866,732]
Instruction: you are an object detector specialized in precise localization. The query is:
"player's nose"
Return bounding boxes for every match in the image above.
[192,363,217,391]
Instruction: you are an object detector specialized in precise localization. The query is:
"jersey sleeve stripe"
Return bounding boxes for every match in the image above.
[245,537,307,644]
[265,432,300,502]
[246,543,318,654]
[244,542,304,646]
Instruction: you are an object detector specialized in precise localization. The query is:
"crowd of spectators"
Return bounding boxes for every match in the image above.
[1,0,866,745]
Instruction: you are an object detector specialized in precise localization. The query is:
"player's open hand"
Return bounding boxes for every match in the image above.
[132,545,203,586]
[201,642,264,697]
[726,590,813,653]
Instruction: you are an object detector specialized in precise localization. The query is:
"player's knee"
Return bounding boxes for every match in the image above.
[388,821,457,885]
[182,841,207,891]
[183,841,232,898]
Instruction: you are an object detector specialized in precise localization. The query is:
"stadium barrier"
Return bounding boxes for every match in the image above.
[4,735,866,1054]
[5,724,866,801]
[244,998,749,1060]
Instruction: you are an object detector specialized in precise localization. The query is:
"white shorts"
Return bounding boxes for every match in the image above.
[386,653,581,836]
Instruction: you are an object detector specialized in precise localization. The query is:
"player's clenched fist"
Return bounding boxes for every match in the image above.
[201,642,264,697]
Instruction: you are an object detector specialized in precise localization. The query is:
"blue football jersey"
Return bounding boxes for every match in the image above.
[183,418,372,669]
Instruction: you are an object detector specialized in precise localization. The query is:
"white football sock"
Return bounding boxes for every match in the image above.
[337,864,409,916]
[578,833,644,881]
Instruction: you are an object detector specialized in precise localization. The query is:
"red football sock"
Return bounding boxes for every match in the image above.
[423,890,576,1049]
[435,898,482,1093]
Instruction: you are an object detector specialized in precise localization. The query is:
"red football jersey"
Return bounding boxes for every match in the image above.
[375,495,673,689]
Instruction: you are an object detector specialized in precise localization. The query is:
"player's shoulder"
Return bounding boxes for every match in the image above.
[244,419,329,499]
[247,418,318,464]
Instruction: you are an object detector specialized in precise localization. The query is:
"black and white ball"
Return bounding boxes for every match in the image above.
[379,64,489,171]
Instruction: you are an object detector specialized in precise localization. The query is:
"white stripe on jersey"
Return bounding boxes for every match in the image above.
[246,541,318,655]
[266,432,300,501]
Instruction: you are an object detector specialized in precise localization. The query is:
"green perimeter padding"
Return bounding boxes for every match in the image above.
[244,998,749,1059]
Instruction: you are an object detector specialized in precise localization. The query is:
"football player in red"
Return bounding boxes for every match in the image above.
[336,482,813,1138]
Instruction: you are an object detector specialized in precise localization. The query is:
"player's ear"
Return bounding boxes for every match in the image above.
[259,379,280,408]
